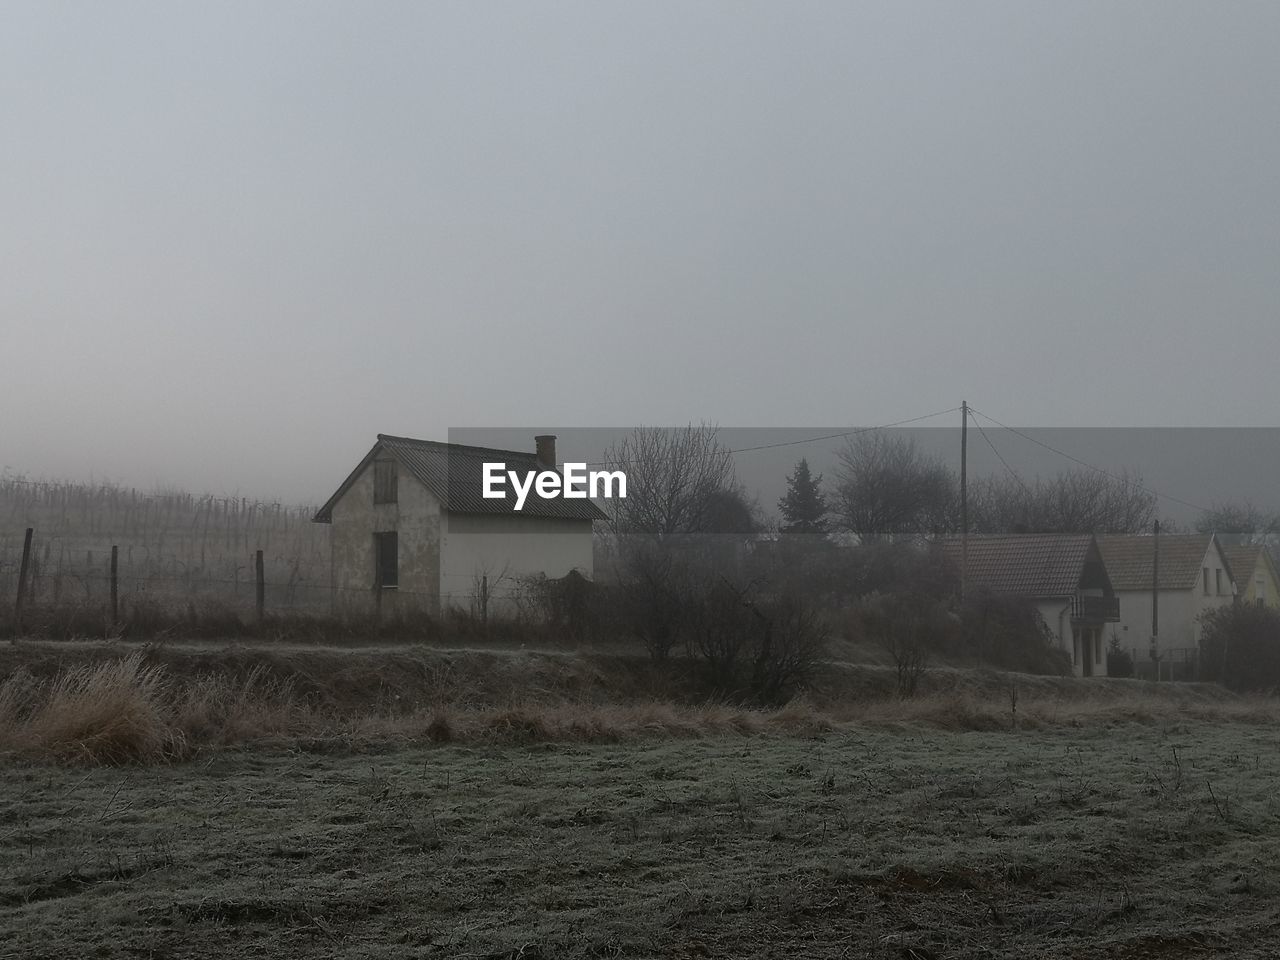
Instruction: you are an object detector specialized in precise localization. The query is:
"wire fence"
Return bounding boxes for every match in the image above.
[0,525,579,636]
[1128,646,1200,683]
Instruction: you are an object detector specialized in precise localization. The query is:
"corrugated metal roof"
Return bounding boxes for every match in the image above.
[1095,534,1219,591]
[938,534,1099,597]
[314,435,607,522]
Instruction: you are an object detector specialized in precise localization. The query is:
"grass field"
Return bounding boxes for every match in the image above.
[5,707,1280,958]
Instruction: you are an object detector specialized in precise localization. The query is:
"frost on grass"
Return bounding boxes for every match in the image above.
[3,724,1278,958]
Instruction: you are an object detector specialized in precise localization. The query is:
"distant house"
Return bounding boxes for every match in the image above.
[1220,542,1280,609]
[939,534,1120,677]
[1095,534,1236,670]
[313,434,605,615]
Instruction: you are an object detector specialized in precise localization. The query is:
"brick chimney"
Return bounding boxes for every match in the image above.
[535,434,557,468]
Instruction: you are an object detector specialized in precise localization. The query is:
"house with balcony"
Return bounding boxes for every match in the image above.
[939,534,1120,677]
[1096,533,1236,678]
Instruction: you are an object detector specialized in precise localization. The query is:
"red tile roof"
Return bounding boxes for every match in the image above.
[1095,534,1217,591]
[938,534,1099,597]
[1222,543,1267,585]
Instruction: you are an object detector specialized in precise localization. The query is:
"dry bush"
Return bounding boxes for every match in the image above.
[9,655,186,764]
[2,644,1277,767]
[854,591,948,698]
[172,666,312,745]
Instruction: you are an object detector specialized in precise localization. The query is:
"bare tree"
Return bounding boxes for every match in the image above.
[831,432,957,540]
[615,540,688,660]
[603,425,747,535]
[684,577,829,702]
[1194,501,1280,540]
[969,469,1156,534]
[861,593,932,699]
[748,595,829,705]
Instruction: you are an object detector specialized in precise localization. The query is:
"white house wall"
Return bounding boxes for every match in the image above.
[1035,599,1074,653]
[1109,589,1192,658]
[1190,542,1236,635]
[1109,578,1233,664]
[1034,599,1108,678]
[439,513,595,613]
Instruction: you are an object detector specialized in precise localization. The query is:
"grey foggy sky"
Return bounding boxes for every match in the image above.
[4,1,1279,503]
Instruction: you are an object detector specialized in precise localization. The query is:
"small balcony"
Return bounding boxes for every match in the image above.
[1072,593,1120,622]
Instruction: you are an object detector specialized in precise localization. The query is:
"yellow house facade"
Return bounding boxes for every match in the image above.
[1222,543,1280,608]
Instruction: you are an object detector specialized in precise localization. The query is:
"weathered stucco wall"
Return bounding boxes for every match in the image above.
[439,513,594,613]
[328,456,442,614]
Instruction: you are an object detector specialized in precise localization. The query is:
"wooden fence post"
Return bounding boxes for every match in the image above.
[110,545,119,629]
[14,528,33,634]
[255,549,265,624]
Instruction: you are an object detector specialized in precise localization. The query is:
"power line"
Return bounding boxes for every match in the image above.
[969,410,1034,497]
[726,407,963,456]
[966,406,1210,514]
[585,406,962,466]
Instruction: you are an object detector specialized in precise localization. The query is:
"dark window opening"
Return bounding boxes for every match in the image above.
[374,531,398,588]
[374,460,397,504]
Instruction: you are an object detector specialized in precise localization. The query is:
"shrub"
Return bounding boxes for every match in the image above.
[958,590,1070,676]
[745,538,956,609]
[1199,603,1280,691]
[853,591,951,698]
[1107,636,1135,678]
[748,596,829,705]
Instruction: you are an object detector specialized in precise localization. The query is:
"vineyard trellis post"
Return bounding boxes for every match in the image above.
[110,545,119,628]
[14,527,33,633]
[255,549,265,624]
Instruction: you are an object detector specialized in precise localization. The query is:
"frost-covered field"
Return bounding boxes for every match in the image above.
[5,721,1279,959]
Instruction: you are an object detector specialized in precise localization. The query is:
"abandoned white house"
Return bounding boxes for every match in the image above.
[940,534,1121,677]
[1095,533,1236,675]
[313,434,605,615]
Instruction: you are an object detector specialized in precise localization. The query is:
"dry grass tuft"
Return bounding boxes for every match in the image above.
[6,655,186,764]
[173,666,310,745]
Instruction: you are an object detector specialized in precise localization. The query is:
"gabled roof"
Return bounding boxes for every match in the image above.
[314,435,607,523]
[1222,543,1277,586]
[1095,533,1229,591]
[937,534,1103,597]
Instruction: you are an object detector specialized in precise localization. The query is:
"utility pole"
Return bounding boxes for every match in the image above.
[960,400,968,603]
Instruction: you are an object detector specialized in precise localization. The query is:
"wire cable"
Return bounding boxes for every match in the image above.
[966,406,1210,514]
[585,406,962,466]
[970,410,1034,497]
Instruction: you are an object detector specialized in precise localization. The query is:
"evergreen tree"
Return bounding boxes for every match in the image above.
[778,458,828,534]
